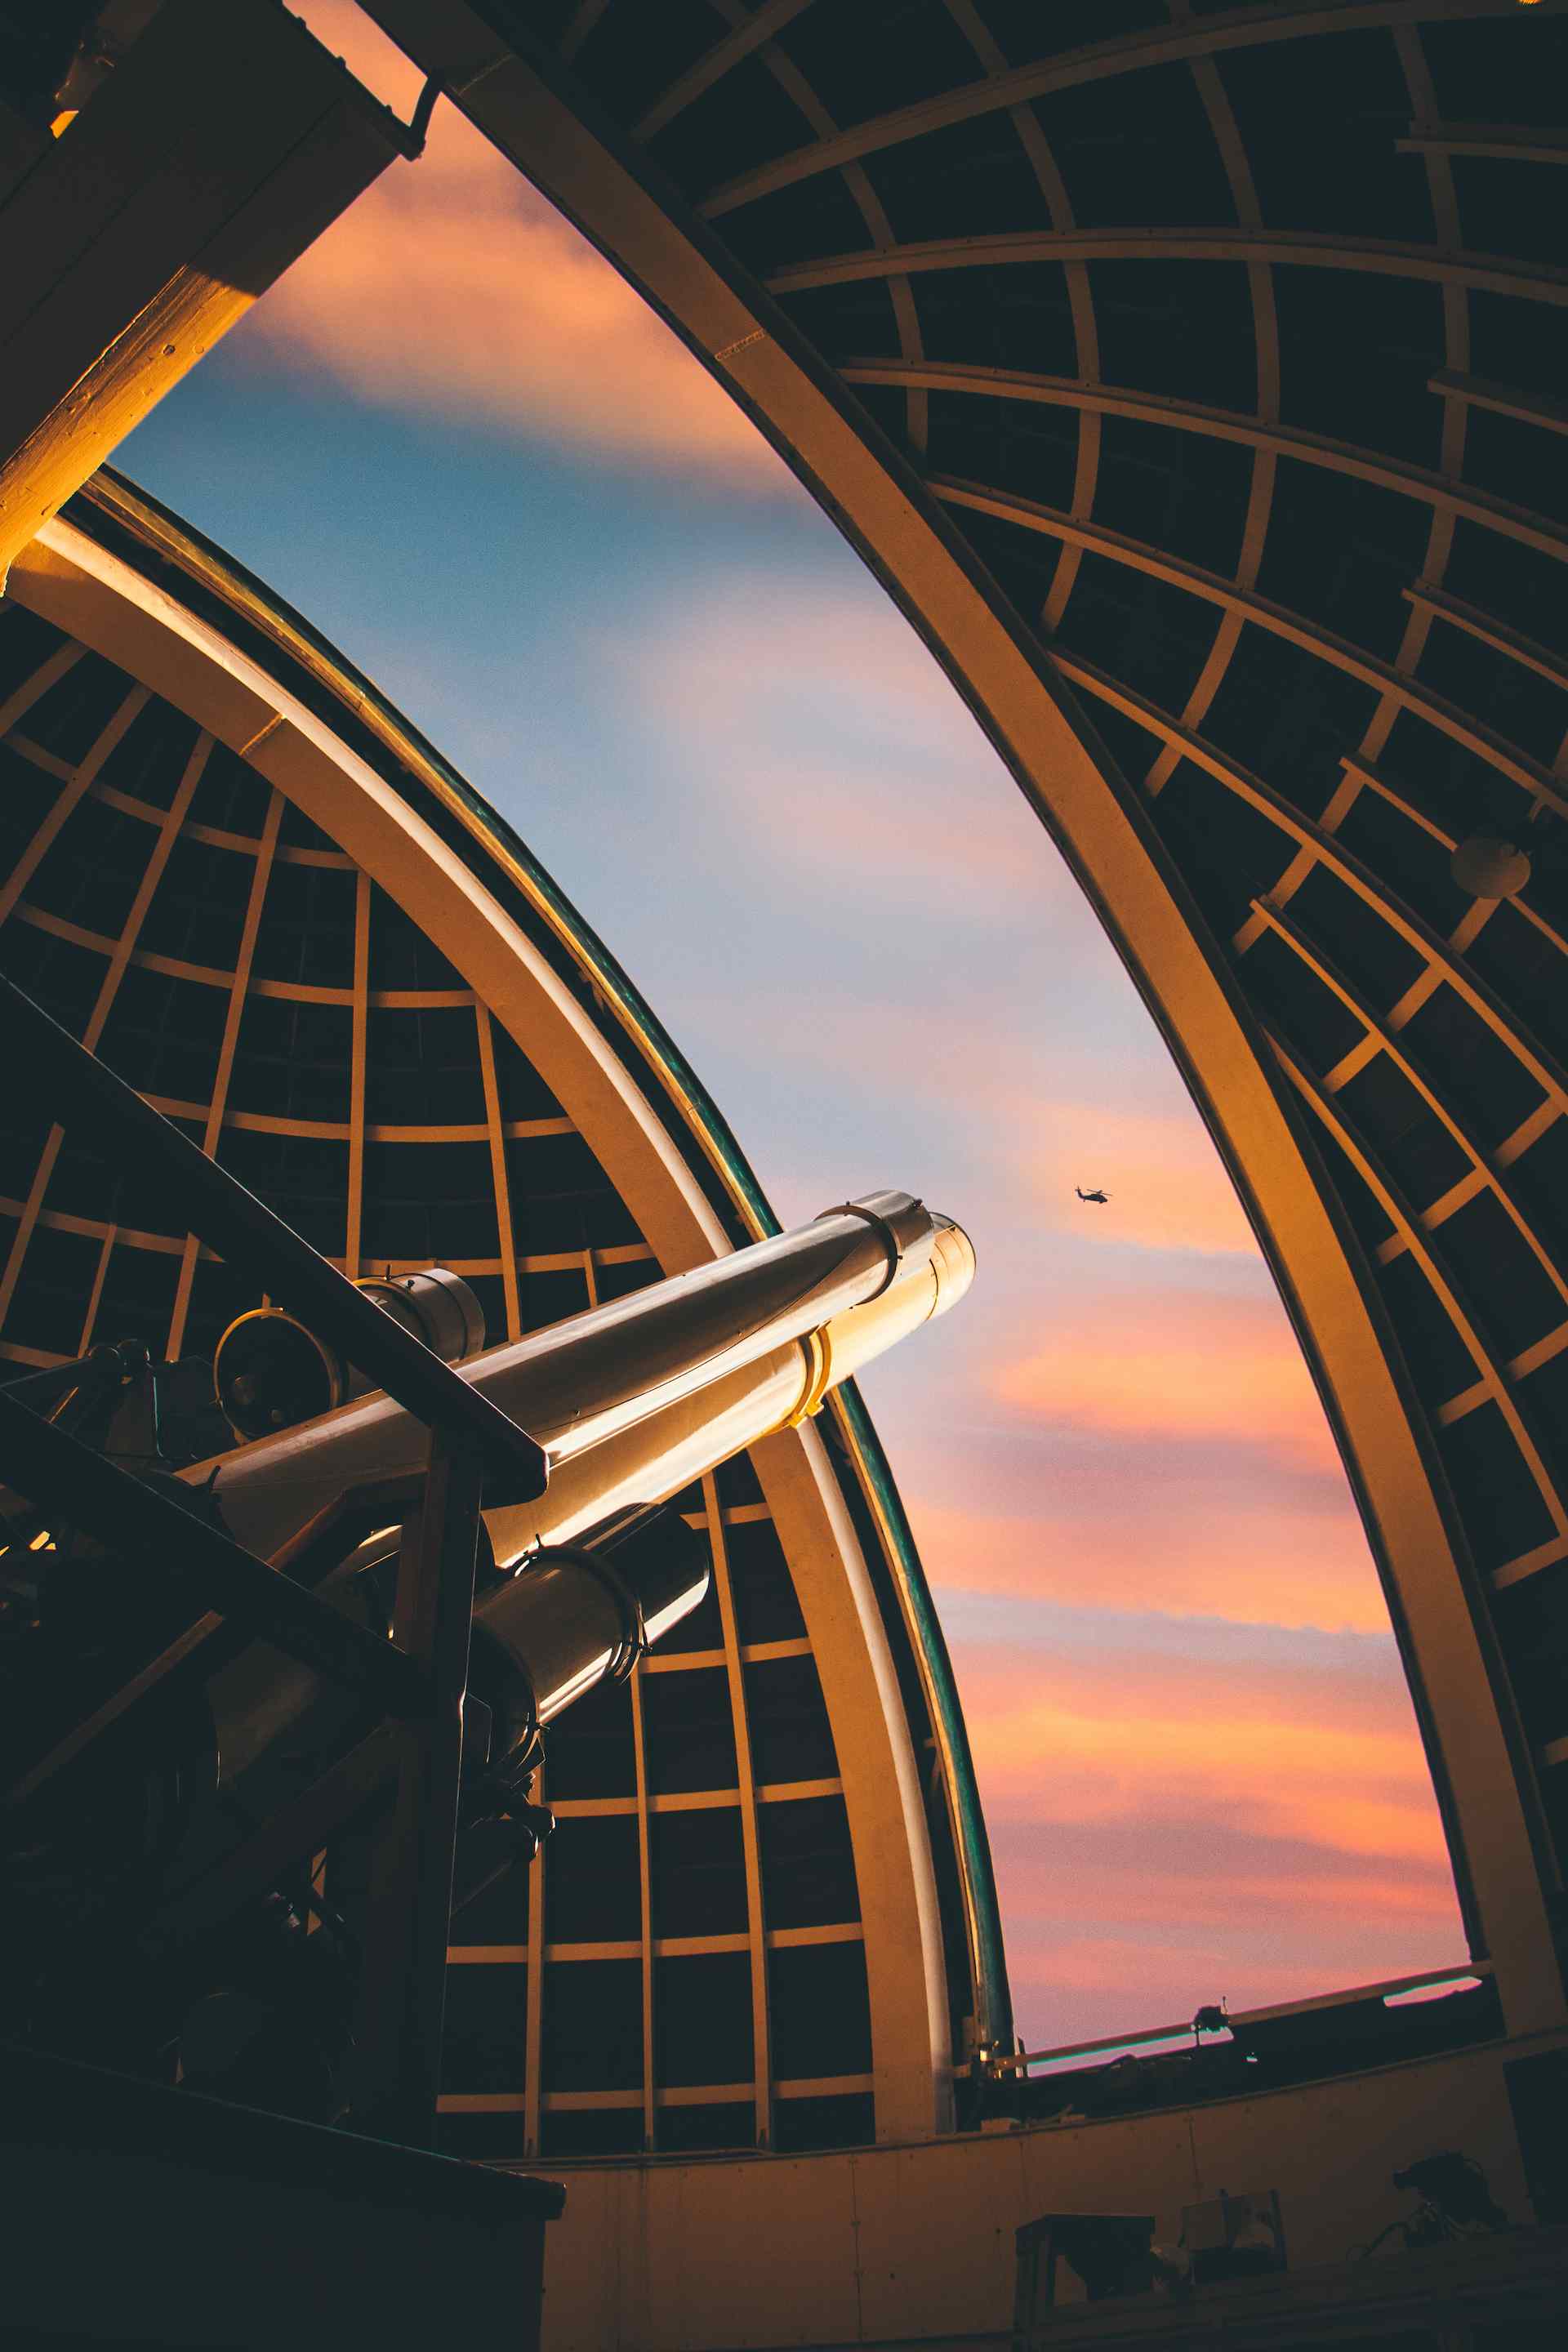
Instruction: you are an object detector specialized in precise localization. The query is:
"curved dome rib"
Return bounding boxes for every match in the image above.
[355,0,1568,2039]
[0,483,1004,2151]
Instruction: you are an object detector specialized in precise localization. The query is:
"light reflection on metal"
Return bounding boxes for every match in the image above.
[194,1192,973,1573]
[191,1194,970,1832]
[215,1267,488,1439]
[30,473,1011,2096]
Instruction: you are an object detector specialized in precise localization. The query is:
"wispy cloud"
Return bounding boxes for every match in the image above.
[958,1639,1442,1853]
[246,2,782,480]
[954,1633,1460,2039]
[993,1286,1339,1471]
[612,587,1088,921]
[912,1493,1388,1635]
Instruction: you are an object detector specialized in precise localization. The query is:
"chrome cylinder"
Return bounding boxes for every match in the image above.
[162,1196,971,1845]
[488,1511,707,1730]
[196,1192,973,1567]
[214,1267,486,1440]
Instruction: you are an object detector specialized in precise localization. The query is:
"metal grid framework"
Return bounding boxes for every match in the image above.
[350,0,1568,2022]
[0,589,907,2161]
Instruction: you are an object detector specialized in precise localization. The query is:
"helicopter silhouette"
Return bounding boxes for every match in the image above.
[1075,1186,1111,1205]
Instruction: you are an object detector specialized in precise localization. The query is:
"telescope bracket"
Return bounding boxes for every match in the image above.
[787,1325,834,1425]
[524,1540,648,1686]
[818,1199,905,1299]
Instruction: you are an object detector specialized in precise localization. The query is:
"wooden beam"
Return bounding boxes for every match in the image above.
[0,0,399,584]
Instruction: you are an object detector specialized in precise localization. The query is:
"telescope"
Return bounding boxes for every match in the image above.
[194,1189,972,1806]
[1,1189,971,2107]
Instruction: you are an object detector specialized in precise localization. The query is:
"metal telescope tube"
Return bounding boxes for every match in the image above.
[196,1192,973,1571]
[191,1192,973,1820]
[481,1209,974,1568]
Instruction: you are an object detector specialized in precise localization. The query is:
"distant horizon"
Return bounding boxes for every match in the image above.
[118,0,1468,2051]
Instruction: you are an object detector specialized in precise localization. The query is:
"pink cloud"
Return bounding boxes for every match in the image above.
[911,1494,1386,1634]
[956,1642,1445,1863]
[951,1635,1461,2038]
[993,1286,1339,1472]
[243,3,782,479]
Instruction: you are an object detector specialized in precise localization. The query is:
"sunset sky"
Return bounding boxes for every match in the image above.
[121,2,1466,2050]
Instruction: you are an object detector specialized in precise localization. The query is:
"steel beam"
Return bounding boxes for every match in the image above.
[1429,368,1568,437]
[696,0,1562,215]
[633,0,818,142]
[0,1388,421,1719]
[353,1431,483,2147]
[1050,648,1568,1116]
[765,228,1568,307]
[1397,120,1568,162]
[839,360,1568,568]
[0,972,548,1498]
[933,475,1566,814]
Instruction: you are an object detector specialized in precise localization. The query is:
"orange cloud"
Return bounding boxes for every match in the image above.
[948,1635,1460,2043]
[243,3,779,479]
[967,1689,1441,1862]
[953,1638,1450,1876]
[949,1637,1467,2041]
[911,1497,1386,1633]
[993,1286,1339,1471]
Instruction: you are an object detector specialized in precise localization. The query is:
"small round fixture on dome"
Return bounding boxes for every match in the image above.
[1450,834,1532,900]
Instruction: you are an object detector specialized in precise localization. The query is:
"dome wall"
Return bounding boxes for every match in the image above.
[0,471,1007,2154]
[354,0,1568,2039]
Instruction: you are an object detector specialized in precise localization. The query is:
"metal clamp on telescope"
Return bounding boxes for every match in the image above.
[214,1268,487,1440]
[472,1508,704,1743]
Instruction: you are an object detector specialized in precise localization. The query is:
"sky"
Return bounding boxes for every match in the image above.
[119,2,1466,2051]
